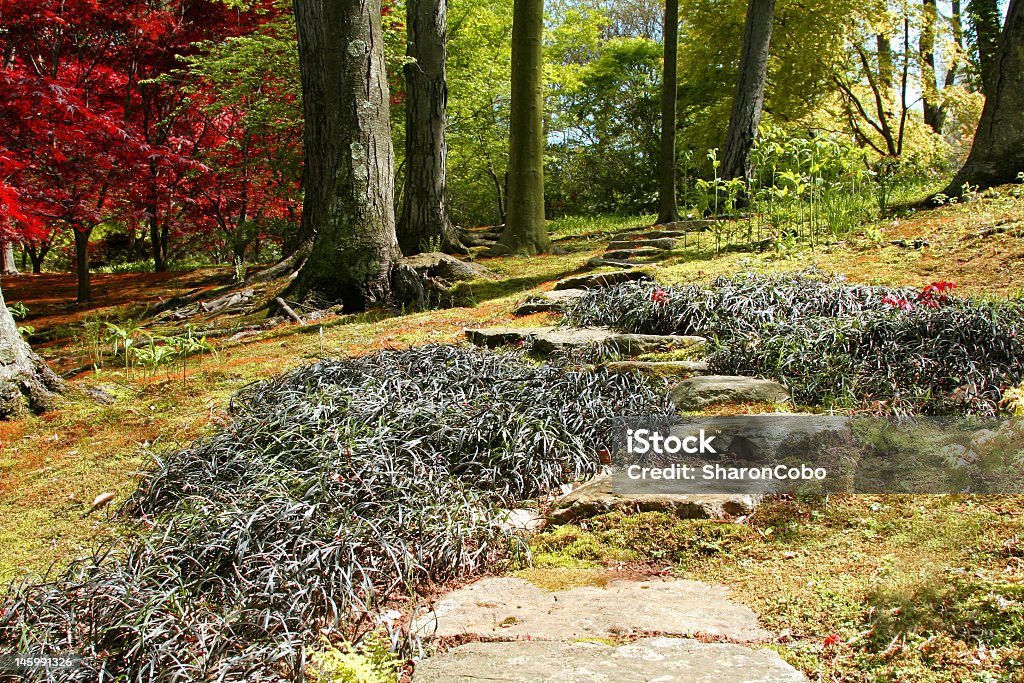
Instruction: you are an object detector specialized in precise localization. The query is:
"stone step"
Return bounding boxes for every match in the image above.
[601,359,710,377]
[607,237,677,251]
[670,375,791,411]
[549,472,759,524]
[411,577,770,643]
[413,638,807,682]
[513,288,588,316]
[603,247,666,260]
[554,269,650,290]
[586,256,656,270]
[465,327,706,357]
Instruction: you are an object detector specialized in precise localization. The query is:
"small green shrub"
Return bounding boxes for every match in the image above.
[307,633,400,683]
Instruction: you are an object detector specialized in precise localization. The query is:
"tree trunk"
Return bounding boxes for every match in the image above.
[26,243,48,274]
[877,34,894,101]
[149,207,167,273]
[656,0,681,224]
[945,0,1024,193]
[399,0,464,255]
[1,242,18,276]
[487,164,507,225]
[968,0,1002,97]
[73,225,92,303]
[921,0,944,133]
[0,282,62,418]
[501,0,550,254]
[289,0,401,311]
[721,0,775,183]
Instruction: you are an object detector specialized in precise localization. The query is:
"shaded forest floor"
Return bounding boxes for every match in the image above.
[1,187,1022,681]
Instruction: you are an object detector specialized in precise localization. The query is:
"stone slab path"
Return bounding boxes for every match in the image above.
[414,638,806,683]
[465,327,706,357]
[549,473,759,524]
[411,577,806,682]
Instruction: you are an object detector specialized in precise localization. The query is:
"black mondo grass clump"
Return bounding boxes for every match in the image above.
[564,272,1024,415]
[0,345,671,681]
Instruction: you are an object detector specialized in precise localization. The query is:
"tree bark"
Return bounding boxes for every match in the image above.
[399,0,464,256]
[656,0,681,224]
[73,225,92,303]
[25,243,49,274]
[877,34,894,101]
[968,0,1002,97]
[0,282,62,418]
[148,206,167,273]
[501,0,550,254]
[945,0,1024,193]
[1,242,18,276]
[289,0,401,311]
[721,0,775,183]
[921,0,944,133]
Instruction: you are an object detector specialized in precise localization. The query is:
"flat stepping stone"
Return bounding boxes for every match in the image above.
[411,577,770,642]
[607,237,677,251]
[466,327,705,357]
[531,329,705,357]
[671,375,790,411]
[554,269,650,290]
[550,473,759,524]
[513,289,587,316]
[413,637,807,682]
[586,256,656,269]
[603,247,666,260]
[465,326,556,348]
[601,360,710,377]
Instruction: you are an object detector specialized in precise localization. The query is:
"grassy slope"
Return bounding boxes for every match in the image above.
[0,190,1021,679]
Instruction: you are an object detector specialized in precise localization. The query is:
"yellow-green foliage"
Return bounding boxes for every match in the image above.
[1002,383,1024,415]
[306,633,400,683]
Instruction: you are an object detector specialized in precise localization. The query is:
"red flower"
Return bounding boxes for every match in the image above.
[651,288,669,305]
[823,633,843,648]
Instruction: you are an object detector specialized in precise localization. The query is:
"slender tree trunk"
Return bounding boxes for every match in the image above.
[148,207,167,273]
[0,282,62,418]
[968,0,1002,97]
[487,164,506,225]
[877,34,894,101]
[399,0,464,255]
[945,0,964,90]
[1,242,18,276]
[721,0,775,183]
[656,0,681,224]
[73,225,92,303]
[289,0,401,310]
[26,244,47,274]
[945,0,1024,193]
[921,0,944,133]
[501,0,550,254]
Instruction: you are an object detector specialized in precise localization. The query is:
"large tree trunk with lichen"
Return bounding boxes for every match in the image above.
[501,0,550,255]
[945,0,1024,194]
[398,0,464,256]
[721,0,775,184]
[0,283,62,418]
[288,0,401,311]
[656,0,681,224]
[1,242,18,276]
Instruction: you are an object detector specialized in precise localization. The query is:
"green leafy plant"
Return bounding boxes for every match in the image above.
[307,633,401,683]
